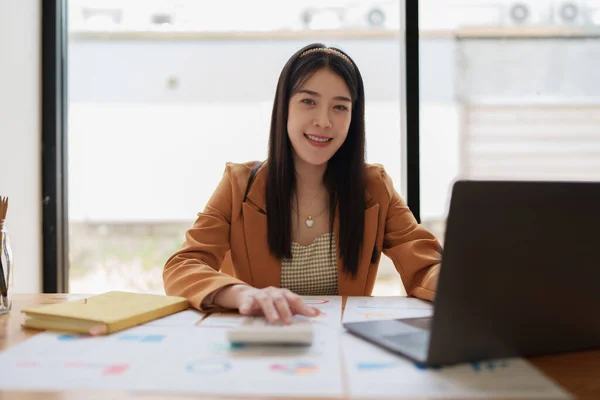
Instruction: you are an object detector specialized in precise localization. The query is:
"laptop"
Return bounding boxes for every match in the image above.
[343,180,600,367]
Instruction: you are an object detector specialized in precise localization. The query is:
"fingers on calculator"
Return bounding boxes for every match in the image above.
[239,288,320,325]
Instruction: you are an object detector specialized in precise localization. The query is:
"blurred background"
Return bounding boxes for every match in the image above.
[66,0,600,295]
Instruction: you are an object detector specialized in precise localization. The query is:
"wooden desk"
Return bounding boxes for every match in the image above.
[1,294,599,400]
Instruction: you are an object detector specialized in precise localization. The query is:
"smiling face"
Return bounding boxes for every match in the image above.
[287,68,353,167]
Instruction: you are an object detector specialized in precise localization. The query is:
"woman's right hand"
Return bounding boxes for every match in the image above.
[215,285,320,324]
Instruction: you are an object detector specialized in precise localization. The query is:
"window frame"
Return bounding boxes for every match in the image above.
[42,0,70,292]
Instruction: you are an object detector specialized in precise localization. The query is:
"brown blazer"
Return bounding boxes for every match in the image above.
[163,161,442,312]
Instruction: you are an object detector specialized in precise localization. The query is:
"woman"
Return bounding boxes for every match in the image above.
[163,43,442,324]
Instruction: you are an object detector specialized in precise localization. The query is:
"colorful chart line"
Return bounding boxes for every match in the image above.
[270,361,319,375]
[57,334,165,342]
[357,361,399,371]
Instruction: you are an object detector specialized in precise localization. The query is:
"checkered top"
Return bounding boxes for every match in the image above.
[280,232,338,296]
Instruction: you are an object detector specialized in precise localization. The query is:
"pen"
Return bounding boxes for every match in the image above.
[0,252,7,307]
[3,240,9,300]
[0,196,9,306]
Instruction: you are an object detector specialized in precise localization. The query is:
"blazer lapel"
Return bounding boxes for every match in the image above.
[337,199,380,296]
[242,164,281,288]
[242,203,281,288]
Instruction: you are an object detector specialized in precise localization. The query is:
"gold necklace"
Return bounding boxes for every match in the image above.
[292,205,327,228]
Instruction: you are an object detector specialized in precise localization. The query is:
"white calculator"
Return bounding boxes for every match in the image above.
[227,316,313,345]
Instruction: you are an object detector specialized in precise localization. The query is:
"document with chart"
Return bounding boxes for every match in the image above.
[342,333,570,398]
[0,297,343,397]
[343,296,434,323]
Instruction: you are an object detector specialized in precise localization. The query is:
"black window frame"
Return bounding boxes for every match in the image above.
[42,0,69,293]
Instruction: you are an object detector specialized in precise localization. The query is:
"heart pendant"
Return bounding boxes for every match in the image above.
[305,218,314,228]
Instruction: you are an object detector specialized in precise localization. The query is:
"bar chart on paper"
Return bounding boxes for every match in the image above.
[342,333,570,399]
[342,296,434,323]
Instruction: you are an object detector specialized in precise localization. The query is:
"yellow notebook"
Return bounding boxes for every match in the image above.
[21,291,189,335]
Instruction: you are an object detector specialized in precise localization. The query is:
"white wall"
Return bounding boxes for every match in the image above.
[0,0,41,293]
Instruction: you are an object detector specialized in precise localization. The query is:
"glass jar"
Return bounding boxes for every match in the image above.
[0,226,13,314]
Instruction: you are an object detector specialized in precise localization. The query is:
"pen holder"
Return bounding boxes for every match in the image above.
[0,227,12,314]
[0,196,12,314]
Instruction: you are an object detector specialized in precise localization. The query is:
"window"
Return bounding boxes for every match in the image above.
[66,0,408,295]
[419,0,600,243]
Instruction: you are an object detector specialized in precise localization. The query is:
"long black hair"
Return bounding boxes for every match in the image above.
[266,43,366,278]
